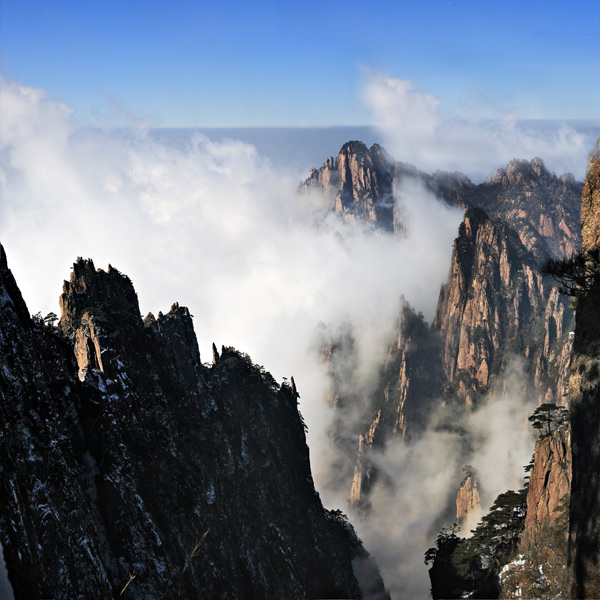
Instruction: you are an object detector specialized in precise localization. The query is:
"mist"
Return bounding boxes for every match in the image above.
[0,75,579,598]
[363,70,598,182]
[0,76,461,471]
[350,359,537,599]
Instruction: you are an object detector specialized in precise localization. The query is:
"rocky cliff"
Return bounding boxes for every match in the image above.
[302,143,582,261]
[434,207,573,407]
[498,425,571,598]
[568,138,600,599]
[521,426,571,550]
[0,246,388,599]
[301,141,397,231]
[456,472,482,534]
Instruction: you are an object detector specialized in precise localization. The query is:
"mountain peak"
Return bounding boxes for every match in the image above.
[59,258,141,334]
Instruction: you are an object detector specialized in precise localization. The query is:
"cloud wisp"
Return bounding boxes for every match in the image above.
[350,358,537,599]
[363,70,597,182]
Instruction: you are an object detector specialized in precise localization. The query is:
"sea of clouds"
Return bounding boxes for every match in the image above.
[0,74,596,598]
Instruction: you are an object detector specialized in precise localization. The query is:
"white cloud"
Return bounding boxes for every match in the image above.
[363,70,596,181]
[0,75,571,596]
[0,77,461,478]
[350,358,537,598]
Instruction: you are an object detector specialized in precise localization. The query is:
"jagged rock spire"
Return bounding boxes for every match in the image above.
[290,376,300,400]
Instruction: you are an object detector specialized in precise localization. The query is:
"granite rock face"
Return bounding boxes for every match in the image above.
[434,208,573,407]
[0,247,388,600]
[579,142,600,252]
[522,426,571,550]
[456,473,482,534]
[475,158,581,260]
[302,143,582,261]
[568,138,600,599]
[301,141,397,231]
[498,425,571,598]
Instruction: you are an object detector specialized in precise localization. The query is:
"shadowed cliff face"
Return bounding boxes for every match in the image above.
[0,247,388,600]
[568,139,600,599]
[349,301,442,507]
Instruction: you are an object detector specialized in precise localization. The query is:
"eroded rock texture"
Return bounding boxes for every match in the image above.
[434,208,573,407]
[456,473,482,534]
[522,426,571,550]
[301,141,397,230]
[302,143,582,261]
[568,139,600,599]
[0,247,388,600]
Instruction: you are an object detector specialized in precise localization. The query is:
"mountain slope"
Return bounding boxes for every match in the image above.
[0,247,388,599]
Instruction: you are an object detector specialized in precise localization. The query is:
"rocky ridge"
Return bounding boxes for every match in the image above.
[302,142,582,260]
[0,247,388,599]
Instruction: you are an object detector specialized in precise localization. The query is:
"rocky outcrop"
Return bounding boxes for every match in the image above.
[522,426,571,549]
[456,472,482,534]
[434,208,573,406]
[498,426,571,599]
[568,138,600,599]
[577,143,600,252]
[302,144,581,261]
[0,247,388,600]
[474,158,581,259]
[301,141,397,230]
[348,302,441,506]
[349,411,382,507]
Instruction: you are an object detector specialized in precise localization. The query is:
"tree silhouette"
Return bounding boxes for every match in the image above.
[528,403,569,437]
[542,248,600,297]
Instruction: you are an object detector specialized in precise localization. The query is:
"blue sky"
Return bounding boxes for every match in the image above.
[1,0,599,126]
